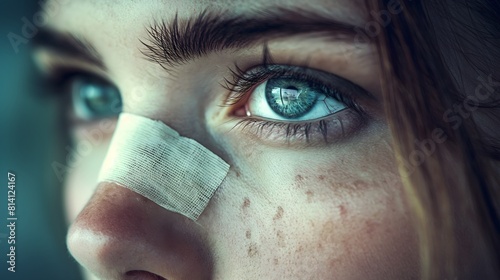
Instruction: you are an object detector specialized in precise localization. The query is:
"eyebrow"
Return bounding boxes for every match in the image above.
[141,7,366,70]
[32,28,105,70]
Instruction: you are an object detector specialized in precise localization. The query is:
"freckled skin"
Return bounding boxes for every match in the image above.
[242,198,251,211]
[339,204,347,217]
[305,190,314,203]
[247,243,259,257]
[295,174,304,182]
[43,0,421,279]
[273,206,284,221]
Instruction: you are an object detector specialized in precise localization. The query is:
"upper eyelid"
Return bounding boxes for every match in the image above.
[34,49,113,85]
[32,28,106,71]
[45,68,115,90]
[224,64,377,100]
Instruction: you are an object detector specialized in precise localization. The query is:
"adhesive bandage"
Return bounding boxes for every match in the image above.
[97,113,230,221]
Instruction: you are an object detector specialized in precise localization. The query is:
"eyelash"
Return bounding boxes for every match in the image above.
[41,53,369,143]
[224,64,363,109]
[41,67,80,92]
[40,66,100,98]
[222,63,367,143]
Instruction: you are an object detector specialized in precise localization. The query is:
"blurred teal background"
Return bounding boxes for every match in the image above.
[1,1,82,279]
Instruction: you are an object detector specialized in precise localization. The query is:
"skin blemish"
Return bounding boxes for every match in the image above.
[329,257,343,268]
[277,230,286,247]
[317,243,324,251]
[339,204,347,217]
[242,197,251,209]
[352,180,369,190]
[294,174,306,189]
[295,174,304,181]
[273,206,284,221]
[318,175,326,181]
[273,258,279,265]
[322,177,373,196]
[248,243,258,257]
[241,198,251,215]
[295,245,304,253]
[246,230,251,239]
[305,190,314,203]
[365,220,378,235]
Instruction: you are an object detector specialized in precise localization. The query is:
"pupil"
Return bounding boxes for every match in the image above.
[265,78,318,118]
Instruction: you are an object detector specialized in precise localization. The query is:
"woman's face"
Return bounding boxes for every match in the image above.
[37,0,419,279]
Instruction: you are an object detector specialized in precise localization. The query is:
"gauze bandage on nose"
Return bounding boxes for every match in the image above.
[97,113,230,221]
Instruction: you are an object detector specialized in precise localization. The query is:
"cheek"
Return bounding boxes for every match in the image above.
[308,181,418,279]
[203,170,418,279]
[64,137,111,223]
[200,129,418,278]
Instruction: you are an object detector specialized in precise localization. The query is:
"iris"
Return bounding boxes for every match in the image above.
[265,78,318,118]
[71,76,122,120]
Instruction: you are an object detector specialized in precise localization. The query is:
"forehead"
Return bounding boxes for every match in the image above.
[45,0,367,32]
[42,0,369,86]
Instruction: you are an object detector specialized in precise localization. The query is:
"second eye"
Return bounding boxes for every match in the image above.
[69,75,122,121]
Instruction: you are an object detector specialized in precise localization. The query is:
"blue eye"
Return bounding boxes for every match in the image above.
[226,63,371,143]
[69,76,122,120]
[246,77,347,122]
[265,78,319,118]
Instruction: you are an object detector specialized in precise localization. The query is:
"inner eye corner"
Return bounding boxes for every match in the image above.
[228,96,251,117]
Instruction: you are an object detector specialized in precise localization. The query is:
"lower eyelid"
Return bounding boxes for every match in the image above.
[231,109,366,146]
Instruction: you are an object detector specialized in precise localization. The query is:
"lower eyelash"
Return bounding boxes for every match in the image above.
[235,119,328,142]
[231,109,366,145]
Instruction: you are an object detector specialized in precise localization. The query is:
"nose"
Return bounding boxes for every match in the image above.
[67,182,213,280]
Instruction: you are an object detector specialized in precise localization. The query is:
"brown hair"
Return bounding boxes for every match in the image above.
[365,0,500,278]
